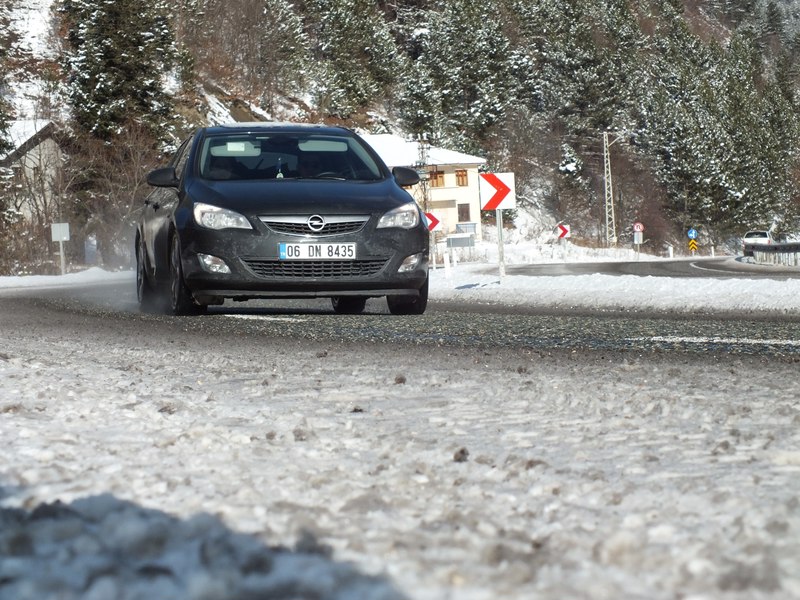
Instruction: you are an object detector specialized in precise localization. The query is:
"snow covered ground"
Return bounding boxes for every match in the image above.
[1,246,800,600]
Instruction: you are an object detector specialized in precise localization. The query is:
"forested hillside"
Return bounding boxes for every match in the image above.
[2,0,800,271]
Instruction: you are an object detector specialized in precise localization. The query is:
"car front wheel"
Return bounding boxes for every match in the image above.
[136,237,158,313]
[387,277,428,315]
[169,235,204,315]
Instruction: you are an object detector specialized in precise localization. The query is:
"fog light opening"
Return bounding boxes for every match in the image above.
[398,253,423,273]
[198,253,231,274]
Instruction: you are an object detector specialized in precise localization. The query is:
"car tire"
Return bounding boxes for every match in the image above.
[136,237,159,313]
[331,296,367,314]
[387,277,428,315]
[169,234,204,315]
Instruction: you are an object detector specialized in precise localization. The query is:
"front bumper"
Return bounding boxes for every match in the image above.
[179,226,429,300]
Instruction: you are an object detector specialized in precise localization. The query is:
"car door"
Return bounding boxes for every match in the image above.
[142,136,194,282]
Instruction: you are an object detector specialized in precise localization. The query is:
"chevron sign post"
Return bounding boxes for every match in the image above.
[479,172,516,278]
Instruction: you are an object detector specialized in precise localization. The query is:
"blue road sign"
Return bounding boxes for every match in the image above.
[687,228,699,240]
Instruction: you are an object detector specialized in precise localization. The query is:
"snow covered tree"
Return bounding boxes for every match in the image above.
[0,0,16,270]
[405,0,516,149]
[59,0,177,140]
[247,0,308,111]
[58,0,180,267]
[399,59,441,135]
[303,0,404,117]
[0,0,14,156]
[631,5,800,238]
[509,0,646,135]
[722,0,759,25]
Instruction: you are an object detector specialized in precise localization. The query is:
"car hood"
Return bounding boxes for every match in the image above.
[186,178,411,215]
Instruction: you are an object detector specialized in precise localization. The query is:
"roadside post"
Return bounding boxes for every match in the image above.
[633,221,644,260]
[479,172,516,278]
[51,222,70,275]
[687,227,699,255]
[424,212,441,271]
[557,223,570,260]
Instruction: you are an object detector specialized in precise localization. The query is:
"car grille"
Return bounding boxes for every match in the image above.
[242,259,387,279]
[259,216,368,237]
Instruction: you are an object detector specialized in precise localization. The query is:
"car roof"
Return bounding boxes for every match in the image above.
[199,122,354,137]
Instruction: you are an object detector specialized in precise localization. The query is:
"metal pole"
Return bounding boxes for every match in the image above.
[59,240,66,275]
[496,209,505,278]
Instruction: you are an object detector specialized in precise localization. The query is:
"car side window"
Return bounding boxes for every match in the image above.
[172,137,193,180]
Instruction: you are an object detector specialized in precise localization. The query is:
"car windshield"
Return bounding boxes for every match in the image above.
[197,132,385,182]
[745,231,768,239]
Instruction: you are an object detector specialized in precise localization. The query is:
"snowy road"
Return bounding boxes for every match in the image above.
[1,277,800,600]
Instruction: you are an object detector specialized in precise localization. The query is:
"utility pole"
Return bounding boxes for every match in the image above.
[415,133,431,213]
[415,133,436,268]
[603,131,621,247]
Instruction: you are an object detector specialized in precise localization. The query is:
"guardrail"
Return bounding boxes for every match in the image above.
[744,242,800,266]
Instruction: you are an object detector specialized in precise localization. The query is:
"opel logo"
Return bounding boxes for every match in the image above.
[307,215,325,232]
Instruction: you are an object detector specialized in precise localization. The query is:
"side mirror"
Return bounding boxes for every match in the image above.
[392,166,420,187]
[147,167,179,188]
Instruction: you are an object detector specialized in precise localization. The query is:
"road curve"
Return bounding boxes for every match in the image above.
[2,275,799,358]
[495,256,800,279]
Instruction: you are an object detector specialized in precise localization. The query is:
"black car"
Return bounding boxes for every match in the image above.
[136,123,429,315]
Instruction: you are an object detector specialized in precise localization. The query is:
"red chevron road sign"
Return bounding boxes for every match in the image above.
[424,212,441,231]
[480,173,516,211]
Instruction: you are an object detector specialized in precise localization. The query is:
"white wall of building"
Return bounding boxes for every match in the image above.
[360,134,486,240]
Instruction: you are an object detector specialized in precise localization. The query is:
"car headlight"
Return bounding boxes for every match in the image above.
[193,203,252,230]
[377,202,420,229]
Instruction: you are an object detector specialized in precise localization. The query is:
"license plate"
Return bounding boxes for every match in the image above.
[279,242,356,260]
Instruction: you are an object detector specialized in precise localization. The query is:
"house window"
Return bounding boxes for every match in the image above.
[455,169,468,186]
[429,169,444,188]
[458,203,471,222]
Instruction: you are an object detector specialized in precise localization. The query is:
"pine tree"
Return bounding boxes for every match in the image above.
[0,0,16,270]
[304,0,404,117]
[723,0,759,25]
[721,31,800,229]
[58,0,180,267]
[60,0,177,141]
[407,0,516,149]
[631,6,800,237]
[764,0,784,36]
[0,0,14,157]
[507,0,648,136]
[254,0,308,111]
[400,59,442,135]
